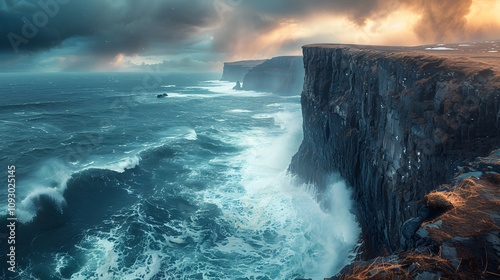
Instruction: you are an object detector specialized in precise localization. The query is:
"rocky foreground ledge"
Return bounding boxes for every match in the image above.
[288,42,500,279]
[333,150,500,279]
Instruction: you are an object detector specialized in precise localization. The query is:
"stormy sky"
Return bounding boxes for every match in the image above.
[1,0,499,72]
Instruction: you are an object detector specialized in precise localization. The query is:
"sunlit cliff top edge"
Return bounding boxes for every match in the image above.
[304,40,500,75]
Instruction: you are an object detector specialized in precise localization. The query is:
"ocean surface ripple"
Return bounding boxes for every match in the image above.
[0,73,359,279]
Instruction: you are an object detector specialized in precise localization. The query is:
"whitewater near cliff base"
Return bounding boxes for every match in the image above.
[0,73,360,279]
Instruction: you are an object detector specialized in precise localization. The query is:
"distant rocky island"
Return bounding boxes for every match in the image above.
[288,42,500,279]
[221,56,305,95]
[220,60,266,82]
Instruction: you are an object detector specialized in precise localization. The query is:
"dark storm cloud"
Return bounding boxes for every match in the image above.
[0,0,497,71]
[405,0,473,43]
[1,0,102,53]
[0,0,218,55]
[239,0,390,24]
[211,0,394,54]
[213,0,484,54]
[2,0,477,55]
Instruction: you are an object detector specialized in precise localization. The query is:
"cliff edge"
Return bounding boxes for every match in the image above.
[242,56,305,95]
[220,60,265,82]
[288,42,500,278]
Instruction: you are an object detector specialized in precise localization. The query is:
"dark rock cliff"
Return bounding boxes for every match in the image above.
[220,60,265,82]
[333,150,500,279]
[288,43,500,263]
[242,56,305,95]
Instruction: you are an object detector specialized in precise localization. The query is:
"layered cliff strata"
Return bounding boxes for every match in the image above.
[220,60,265,82]
[242,56,305,95]
[289,41,500,267]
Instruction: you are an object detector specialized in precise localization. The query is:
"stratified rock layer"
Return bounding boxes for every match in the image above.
[220,60,265,82]
[242,56,305,95]
[289,42,500,259]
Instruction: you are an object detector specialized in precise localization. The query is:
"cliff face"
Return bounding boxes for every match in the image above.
[333,150,500,279]
[289,43,500,259]
[220,60,265,82]
[242,56,305,95]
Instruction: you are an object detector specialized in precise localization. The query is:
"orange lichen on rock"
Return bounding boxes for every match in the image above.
[332,154,500,280]
[339,257,405,280]
[426,176,499,242]
[336,251,462,280]
[425,189,463,211]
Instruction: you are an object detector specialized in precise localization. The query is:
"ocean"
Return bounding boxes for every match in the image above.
[0,72,359,279]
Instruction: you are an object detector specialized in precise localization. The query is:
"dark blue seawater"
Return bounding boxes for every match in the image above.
[0,72,359,279]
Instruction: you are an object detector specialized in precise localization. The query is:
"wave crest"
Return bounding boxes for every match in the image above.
[16,155,142,224]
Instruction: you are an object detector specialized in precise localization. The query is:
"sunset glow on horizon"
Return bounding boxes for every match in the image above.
[1,0,499,72]
[222,0,500,62]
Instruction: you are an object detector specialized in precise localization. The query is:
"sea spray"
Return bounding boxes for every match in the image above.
[202,105,360,278]
[2,74,360,279]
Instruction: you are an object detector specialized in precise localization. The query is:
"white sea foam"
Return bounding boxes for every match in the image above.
[95,155,141,173]
[71,236,121,279]
[227,109,252,113]
[60,103,360,279]
[16,154,143,223]
[251,113,273,119]
[30,123,63,134]
[32,92,360,279]
[280,95,301,99]
[157,126,197,141]
[266,103,284,107]
[17,186,67,223]
[157,92,220,99]
[192,80,238,93]
[134,81,269,104]
[17,159,73,223]
[13,111,43,117]
[68,203,171,280]
[202,104,360,278]
[192,80,271,97]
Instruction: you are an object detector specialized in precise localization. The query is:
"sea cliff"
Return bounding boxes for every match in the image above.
[242,56,305,95]
[288,42,500,278]
[220,60,265,82]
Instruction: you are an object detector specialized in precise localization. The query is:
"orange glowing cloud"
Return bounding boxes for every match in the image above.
[464,0,500,41]
[291,11,422,46]
[223,0,500,61]
[113,53,125,67]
